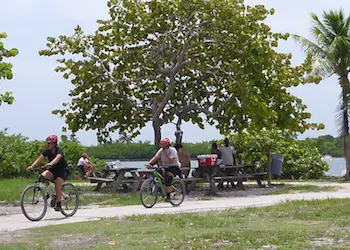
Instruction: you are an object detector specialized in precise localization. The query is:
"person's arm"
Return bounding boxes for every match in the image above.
[46,154,63,168]
[166,148,177,163]
[187,151,191,168]
[232,147,237,165]
[148,149,162,165]
[46,148,64,168]
[28,155,45,170]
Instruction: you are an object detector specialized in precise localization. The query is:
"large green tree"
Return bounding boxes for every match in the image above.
[40,0,322,148]
[0,32,18,106]
[294,9,350,180]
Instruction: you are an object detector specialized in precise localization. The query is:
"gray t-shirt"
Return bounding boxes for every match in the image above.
[156,146,180,167]
[219,146,236,166]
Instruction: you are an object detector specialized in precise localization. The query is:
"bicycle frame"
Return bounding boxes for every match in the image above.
[153,169,166,197]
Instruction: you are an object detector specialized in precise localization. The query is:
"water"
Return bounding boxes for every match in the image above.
[323,157,345,176]
[115,158,346,177]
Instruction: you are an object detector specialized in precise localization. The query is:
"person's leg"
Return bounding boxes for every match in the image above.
[54,177,64,211]
[41,170,54,184]
[41,170,54,199]
[164,169,175,201]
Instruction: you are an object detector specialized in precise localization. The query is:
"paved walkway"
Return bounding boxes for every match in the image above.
[1,181,350,232]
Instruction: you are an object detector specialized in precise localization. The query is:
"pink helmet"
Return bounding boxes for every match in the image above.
[45,135,58,144]
[160,138,171,147]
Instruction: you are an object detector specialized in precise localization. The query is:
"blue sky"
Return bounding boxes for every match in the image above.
[0,0,348,146]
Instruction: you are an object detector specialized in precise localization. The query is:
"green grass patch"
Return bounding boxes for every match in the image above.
[269,184,339,195]
[2,198,350,249]
[0,178,33,204]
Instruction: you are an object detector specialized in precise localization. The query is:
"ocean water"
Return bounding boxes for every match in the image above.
[112,158,345,177]
[323,157,345,176]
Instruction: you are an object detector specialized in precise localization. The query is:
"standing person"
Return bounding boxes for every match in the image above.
[27,135,68,211]
[219,138,237,166]
[175,143,191,178]
[147,138,180,202]
[220,138,241,187]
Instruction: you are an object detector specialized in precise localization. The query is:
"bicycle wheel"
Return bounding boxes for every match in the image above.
[60,183,79,217]
[169,179,186,207]
[20,185,47,221]
[140,178,158,208]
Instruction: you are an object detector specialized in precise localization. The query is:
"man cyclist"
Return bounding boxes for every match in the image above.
[147,138,180,202]
[27,135,68,211]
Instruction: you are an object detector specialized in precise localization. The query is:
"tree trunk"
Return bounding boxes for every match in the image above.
[174,118,183,144]
[341,76,350,181]
[152,118,161,150]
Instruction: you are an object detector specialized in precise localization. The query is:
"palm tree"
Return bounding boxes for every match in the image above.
[294,9,350,180]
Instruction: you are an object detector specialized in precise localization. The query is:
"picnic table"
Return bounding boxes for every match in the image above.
[214,164,267,189]
[89,166,139,192]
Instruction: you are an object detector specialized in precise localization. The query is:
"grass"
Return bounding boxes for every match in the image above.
[0,178,33,204]
[2,198,350,249]
[268,184,339,195]
[0,177,343,207]
[0,178,142,207]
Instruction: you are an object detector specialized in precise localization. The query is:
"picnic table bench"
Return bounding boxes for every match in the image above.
[214,165,267,188]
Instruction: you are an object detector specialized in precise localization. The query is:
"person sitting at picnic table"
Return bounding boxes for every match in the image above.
[147,138,180,202]
[211,142,222,166]
[77,153,95,178]
[175,143,191,178]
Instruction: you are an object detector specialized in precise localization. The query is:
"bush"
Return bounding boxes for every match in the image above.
[0,130,108,179]
[0,130,45,178]
[231,130,330,179]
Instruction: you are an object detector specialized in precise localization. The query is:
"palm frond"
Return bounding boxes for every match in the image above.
[311,58,334,77]
[292,34,328,57]
[310,13,334,43]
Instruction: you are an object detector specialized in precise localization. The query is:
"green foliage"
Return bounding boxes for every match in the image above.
[40,0,322,146]
[0,130,107,179]
[231,130,330,179]
[0,130,45,178]
[0,32,18,106]
[85,141,211,159]
[305,135,344,157]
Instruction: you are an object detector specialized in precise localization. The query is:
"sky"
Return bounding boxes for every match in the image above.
[0,0,349,146]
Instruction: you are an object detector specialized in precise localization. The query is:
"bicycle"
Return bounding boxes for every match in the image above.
[140,165,186,208]
[20,167,79,221]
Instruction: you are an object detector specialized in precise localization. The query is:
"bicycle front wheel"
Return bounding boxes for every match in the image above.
[140,179,158,208]
[169,179,186,207]
[20,185,47,221]
[61,183,79,217]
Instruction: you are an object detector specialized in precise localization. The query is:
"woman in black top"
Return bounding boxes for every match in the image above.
[27,135,68,211]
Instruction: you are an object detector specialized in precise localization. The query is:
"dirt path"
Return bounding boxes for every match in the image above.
[1,181,350,232]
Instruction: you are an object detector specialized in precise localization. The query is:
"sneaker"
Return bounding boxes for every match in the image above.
[54,203,62,212]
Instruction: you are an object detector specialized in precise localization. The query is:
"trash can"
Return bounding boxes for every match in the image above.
[271,153,284,176]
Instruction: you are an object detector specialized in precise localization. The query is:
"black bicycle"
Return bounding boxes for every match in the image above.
[20,167,79,221]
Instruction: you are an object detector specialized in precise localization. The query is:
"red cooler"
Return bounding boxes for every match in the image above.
[197,154,218,167]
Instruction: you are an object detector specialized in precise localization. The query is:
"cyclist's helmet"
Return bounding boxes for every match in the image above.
[45,134,58,144]
[160,138,171,147]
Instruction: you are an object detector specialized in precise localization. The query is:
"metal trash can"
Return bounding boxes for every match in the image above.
[271,153,284,176]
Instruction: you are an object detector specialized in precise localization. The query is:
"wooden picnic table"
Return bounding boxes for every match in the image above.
[215,164,266,188]
[89,166,139,192]
[190,165,219,196]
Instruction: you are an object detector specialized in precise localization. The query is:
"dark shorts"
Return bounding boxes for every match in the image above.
[49,167,68,180]
[164,166,181,176]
